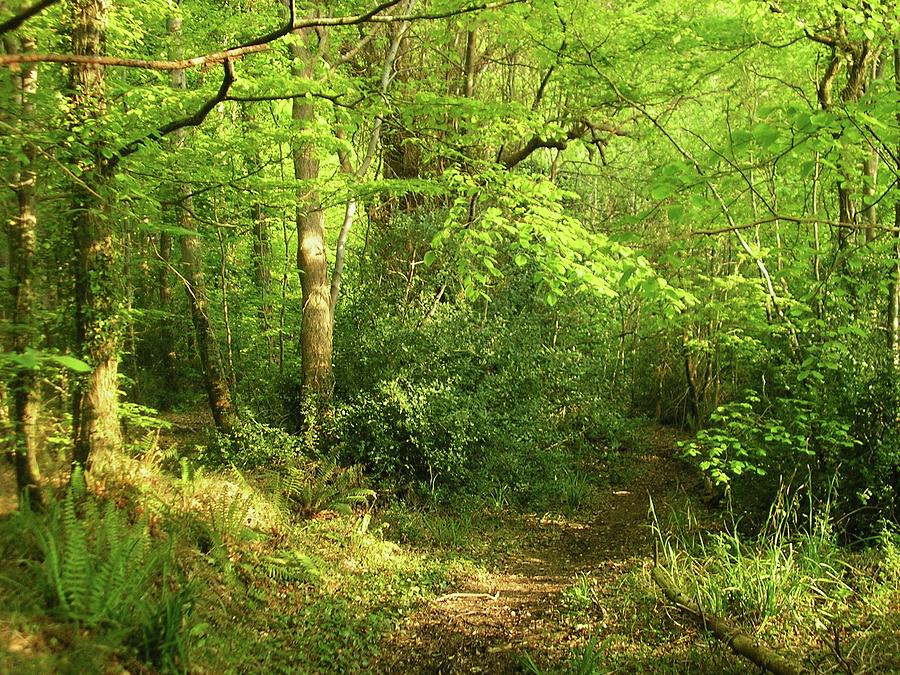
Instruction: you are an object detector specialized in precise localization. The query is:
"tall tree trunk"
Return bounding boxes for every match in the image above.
[4,34,44,508]
[70,0,122,469]
[888,46,900,368]
[157,230,177,387]
[242,105,275,362]
[863,152,879,244]
[168,8,235,431]
[290,32,333,400]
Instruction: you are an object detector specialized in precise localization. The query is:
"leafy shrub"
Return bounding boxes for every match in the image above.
[336,377,485,488]
[198,417,309,469]
[681,390,856,487]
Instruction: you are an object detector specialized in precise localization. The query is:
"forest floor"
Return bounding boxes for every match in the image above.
[376,426,742,674]
[11,421,890,673]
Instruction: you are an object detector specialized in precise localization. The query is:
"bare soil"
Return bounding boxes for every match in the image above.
[379,427,705,674]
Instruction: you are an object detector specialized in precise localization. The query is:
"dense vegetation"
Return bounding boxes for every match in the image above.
[0,0,897,672]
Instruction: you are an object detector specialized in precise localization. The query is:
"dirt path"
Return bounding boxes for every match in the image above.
[380,427,701,673]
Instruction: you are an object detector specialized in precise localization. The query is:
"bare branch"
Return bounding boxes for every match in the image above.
[114,59,235,164]
[0,0,524,70]
[691,215,900,236]
[225,90,365,109]
[0,0,59,36]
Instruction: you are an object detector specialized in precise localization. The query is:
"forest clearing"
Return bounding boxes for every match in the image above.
[1,0,899,672]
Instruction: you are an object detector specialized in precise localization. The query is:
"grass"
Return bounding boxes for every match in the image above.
[0,447,487,674]
[2,429,898,674]
[650,480,900,673]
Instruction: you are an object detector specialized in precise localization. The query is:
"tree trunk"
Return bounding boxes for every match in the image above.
[863,152,879,244]
[290,34,333,400]
[243,103,275,362]
[4,34,44,508]
[70,0,122,469]
[168,9,235,431]
[157,230,177,386]
[889,46,900,368]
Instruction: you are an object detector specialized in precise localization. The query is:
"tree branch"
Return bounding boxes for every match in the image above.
[0,0,524,70]
[0,0,59,36]
[113,59,235,165]
[692,215,900,236]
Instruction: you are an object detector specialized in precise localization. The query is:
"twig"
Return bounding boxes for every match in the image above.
[433,591,500,602]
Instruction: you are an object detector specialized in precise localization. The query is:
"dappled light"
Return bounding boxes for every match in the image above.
[1,0,898,672]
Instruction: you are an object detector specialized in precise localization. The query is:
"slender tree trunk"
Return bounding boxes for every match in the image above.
[157,231,177,384]
[168,9,235,431]
[4,34,44,507]
[252,199,274,359]
[70,0,122,469]
[888,46,900,368]
[290,33,333,400]
[863,153,879,244]
[330,7,411,318]
[243,104,275,362]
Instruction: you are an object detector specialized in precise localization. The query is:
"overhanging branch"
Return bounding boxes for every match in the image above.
[0,0,59,36]
[113,59,235,165]
[0,0,524,70]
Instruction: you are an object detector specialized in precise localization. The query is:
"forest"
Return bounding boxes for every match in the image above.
[0,0,898,672]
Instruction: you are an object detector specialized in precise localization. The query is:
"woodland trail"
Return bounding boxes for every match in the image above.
[379,427,705,674]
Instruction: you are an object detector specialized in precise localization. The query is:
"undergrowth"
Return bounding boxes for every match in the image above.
[651,480,900,673]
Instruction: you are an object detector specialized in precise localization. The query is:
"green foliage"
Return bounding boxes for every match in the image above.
[199,417,309,470]
[2,469,194,671]
[27,470,159,628]
[561,572,601,616]
[653,482,900,672]
[266,457,375,518]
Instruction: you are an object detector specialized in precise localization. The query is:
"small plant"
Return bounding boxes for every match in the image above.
[561,572,600,615]
[5,468,194,671]
[268,457,375,518]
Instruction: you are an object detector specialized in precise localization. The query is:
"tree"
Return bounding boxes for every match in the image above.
[3,31,43,507]
[69,0,123,470]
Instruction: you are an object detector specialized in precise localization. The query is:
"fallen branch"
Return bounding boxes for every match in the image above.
[651,566,804,675]
[433,591,500,602]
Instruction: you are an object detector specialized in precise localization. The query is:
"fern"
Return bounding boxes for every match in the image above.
[3,472,195,671]
[249,551,324,584]
[26,477,162,628]
[268,458,375,518]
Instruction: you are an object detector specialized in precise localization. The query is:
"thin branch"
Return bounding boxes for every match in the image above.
[0,0,59,36]
[0,0,523,70]
[115,59,235,164]
[225,90,365,109]
[692,215,900,236]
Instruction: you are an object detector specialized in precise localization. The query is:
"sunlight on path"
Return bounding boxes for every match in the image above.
[380,428,702,673]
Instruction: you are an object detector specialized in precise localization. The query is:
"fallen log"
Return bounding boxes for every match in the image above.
[651,566,804,675]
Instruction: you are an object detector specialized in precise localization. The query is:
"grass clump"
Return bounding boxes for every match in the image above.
[652,479,900,673]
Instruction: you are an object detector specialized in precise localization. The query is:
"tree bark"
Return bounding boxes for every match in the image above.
[242,104,275,362]
[889,46,900,368]
[290,30,334,400]
[69,0,122,469]
[157,230,177,383]
[4,34,44,508]
[169,9,235,431]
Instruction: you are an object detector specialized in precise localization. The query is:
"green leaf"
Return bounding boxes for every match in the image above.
[514,253,528,267]
[423,251,437,267]
[50,355,92,373]
[751,123,779,148]
[651,183,675,201]
[667,205,686,223]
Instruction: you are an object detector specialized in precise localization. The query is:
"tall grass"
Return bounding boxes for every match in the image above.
[651,475,900,672]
